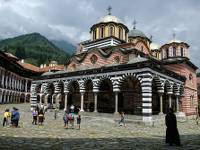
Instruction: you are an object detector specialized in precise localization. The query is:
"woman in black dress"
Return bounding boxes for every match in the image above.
[165,108,181,146]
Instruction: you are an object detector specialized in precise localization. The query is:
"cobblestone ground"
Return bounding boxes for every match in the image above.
[0,103,200,150]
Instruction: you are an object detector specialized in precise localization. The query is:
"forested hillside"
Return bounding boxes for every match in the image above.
[0,33,70,66]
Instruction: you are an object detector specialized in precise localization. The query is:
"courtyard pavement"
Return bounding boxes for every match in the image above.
[0,103,200,150]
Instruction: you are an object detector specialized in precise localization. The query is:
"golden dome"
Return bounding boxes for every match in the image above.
[98,15,123,24]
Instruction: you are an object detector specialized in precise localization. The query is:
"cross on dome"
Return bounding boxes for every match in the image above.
[173,32,176,39]
[107,6,112,15]
[133,19,137,29]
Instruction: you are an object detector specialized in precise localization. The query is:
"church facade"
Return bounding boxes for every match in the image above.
[31,10,198,122]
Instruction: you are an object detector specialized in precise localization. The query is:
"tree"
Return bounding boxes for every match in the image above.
[15,46,26,59]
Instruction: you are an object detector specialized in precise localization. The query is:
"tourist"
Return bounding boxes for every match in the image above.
[63,110,69,129]
[54,107,59,120]
[119,111,126,127]
[38,109,45,125]
[68,112,74,129]
[70,104,75,113]
[3,109,11,127]
[76,111,81,130]
[11,107,20,127]
[32,109,38,125]
[195,107,199,125]
[165,108,181,146]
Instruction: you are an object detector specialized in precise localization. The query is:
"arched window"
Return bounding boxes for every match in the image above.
[71,64,76,71]
[99,26,104,38]
[114,56,120,64]
[119,27,123,39]
[141,46,144,52]
[93,29,97,40]
[180,47,184,57]
[166,48,169,58]
[173,47,176,57]
[190,95,194,108]
[90,55,98,64]
[109,25,114,36]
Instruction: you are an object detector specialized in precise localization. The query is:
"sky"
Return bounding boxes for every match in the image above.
[0,0,200,68]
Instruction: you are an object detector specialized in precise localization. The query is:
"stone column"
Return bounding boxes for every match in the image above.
[80,92,84,112]
[44,95,48,105]
[159,93,164,115]
[25,80,28,92]
[64,92,68,110]
[114,92,119,114]
[0,94,2,103]
[94,92,98,112]
[168,94,172,108]
[176,95,179,112]
[1,72,4,87]
[39,94,43,104]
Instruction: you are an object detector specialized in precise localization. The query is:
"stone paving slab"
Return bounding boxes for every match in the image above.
[0,103,200,150]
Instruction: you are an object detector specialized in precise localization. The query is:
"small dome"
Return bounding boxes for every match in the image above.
[150,43,160,50]
[98,15,122,24]
[42,71,54,76]
[167,39,183,44]
[128,28,147,38]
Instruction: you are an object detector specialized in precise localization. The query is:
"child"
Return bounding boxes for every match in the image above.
[32,109,38,125]
[119,111,125,127]
[3,109,10,127]
[77,112,81,130]
[38,110,44,125]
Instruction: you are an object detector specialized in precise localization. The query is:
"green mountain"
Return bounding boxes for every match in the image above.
[0,33,70,66]
[51,40,76,55]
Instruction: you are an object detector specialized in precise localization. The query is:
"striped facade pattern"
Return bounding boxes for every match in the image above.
[31,68,184,122]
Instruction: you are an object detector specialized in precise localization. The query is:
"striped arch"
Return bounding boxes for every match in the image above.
[35,83,42,93]
[55,80,64,94]
[173,83,180,96]
[164,80,173,94]
[64,80,70,93]
[92,78,100,92]
[97,76,113,89]
[152,76,164,93]
[41,83,48,94]
[67,80,80,91]
[118,73,142,115]
[119,73,139,85]
[179,84,184,96]
[45,82,55,95]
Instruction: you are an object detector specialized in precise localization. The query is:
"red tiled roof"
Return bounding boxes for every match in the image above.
[18,61,41,72]
[39,65,64,72]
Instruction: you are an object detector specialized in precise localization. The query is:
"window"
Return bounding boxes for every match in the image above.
[141,46,144,52]
[173,47,176,57]
[119,27,123,39]
[114,56,120,64]
[109,26,114,36]
[99,26,104,38]
[166,48,169,58]
[93,29,97,40]
[190,95,194,108]
[90,55,98,64]
[180,47,184,57]
[71,64,76,71]
[189,73,193,84]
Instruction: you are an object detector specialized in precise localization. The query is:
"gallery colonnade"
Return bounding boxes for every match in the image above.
[31,69,184,122]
